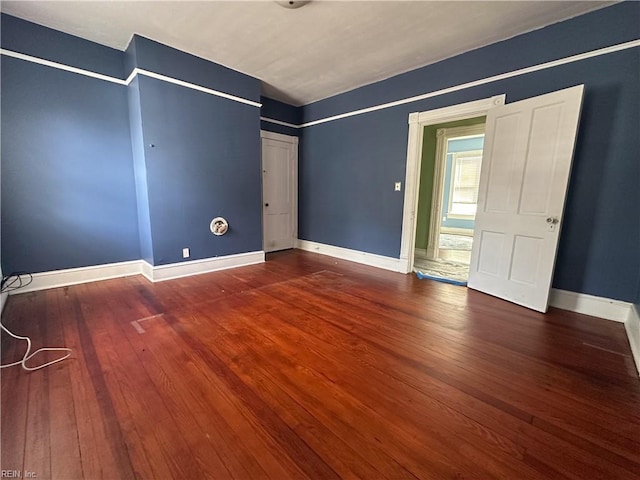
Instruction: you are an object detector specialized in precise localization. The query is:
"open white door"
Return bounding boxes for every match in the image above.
[261,131,298,253]
[468,85,584,312]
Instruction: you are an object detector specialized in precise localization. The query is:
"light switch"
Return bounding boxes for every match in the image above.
[395,182,402,191]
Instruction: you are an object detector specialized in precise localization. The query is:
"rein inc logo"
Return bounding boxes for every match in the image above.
[1,471,37,478]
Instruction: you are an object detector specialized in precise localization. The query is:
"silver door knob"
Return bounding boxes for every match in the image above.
[546,217,559,224]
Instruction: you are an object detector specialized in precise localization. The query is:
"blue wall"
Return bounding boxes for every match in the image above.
[1,16,263,272]
[127,77,154,265]
[131,35,259,102]
[299,2,640,302]
[260,96,301,137]
[126,34,263,265]
[1,14,126,79]
[134,75,262,265]
[2,5,639,303]
[1,17,139,274]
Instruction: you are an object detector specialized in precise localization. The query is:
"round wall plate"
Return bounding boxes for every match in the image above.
[210,217,229,236]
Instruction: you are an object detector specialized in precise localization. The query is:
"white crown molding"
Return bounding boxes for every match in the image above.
[144,251,265,282]
[0,47,128,85]
[298,39,640,128]
[296,239,404,273]
[260,116,300,129]
[0,49,261,108]
[133,68,261,107]
[3,39,637,126]
[548,289,632,323]
[625,305,640,376]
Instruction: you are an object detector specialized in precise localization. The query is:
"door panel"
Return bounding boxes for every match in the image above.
[484,113,522,213]
[468,85,584,312]
[262,135,297,253]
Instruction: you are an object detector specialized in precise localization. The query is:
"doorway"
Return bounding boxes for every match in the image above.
[399,96,505,274]
[261,131,298,253]
[413,120,486,283]
[401,87,584,312]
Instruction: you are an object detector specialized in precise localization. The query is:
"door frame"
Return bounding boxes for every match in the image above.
[427,123,486,260]
[399,95,505,273]
[260,130,299,252]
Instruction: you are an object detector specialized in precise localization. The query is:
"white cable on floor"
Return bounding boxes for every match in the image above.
[1,272,72,372]
[0,322,72,371]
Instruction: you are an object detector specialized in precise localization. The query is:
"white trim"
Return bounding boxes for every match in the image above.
[0,292,8,315]
[428,128,447,259]
[260,130,299,144]
[5,252,265,293]
[548,289,631,323]
[428,124,486,259]
[400,95,505,274]
[132,68,261,107]
[440,227,474,236]
[3,39,638,124]
[0,48,127,85]
[296,239,404,273]
[144,251,265,282]
[260,117,300,129]
[0,49,261,108]
[261,131,299,252]
[625,305,640,376]
[299,39,640,128]
[141,260,154,282]
[7,260,142,294]
[414,247,428,258]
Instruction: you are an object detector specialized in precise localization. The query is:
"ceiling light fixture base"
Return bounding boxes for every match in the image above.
[276,1,310,9]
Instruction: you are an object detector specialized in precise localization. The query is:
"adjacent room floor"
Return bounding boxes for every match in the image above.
[1,250,639,479]
[413,233,472,283]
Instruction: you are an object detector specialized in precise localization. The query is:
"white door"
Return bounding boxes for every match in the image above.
[468,85,584,312]
[261,131,298,252]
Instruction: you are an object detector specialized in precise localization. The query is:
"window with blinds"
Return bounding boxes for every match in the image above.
[449,150,483,217]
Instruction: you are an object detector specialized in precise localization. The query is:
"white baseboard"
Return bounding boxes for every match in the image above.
[141,260,154,282]
[414,248,428,258]
[9,260,142,295]
[296,239,404,273]
[0,292,8,315]
[142,251,265,282]
[295,241,638,373]
[7,251,266,294]
[549,289,631,322]
[625,305,640,376]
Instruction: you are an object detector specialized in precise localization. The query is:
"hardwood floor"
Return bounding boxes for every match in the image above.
[1,249,639,479]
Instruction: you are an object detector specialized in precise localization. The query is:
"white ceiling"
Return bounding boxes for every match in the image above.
[1,1,614,106]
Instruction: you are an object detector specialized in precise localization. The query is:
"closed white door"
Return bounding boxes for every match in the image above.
[468,85,584,312]
[261,132,298,252]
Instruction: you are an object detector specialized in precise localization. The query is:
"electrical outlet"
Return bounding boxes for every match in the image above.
[182,247,190,258]
[395,182,402,191]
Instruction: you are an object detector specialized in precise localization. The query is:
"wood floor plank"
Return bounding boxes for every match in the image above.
[61,285,131,479]
[82,280,203,480]
[44,289,83,480]
[1,294,33,476]
[263,275,640,459]
[126,309,309,480]
[176,311,416,480]
[1,250,639,480]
